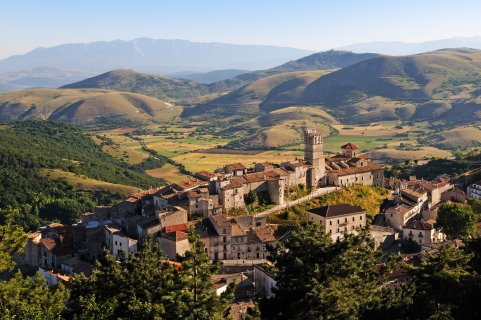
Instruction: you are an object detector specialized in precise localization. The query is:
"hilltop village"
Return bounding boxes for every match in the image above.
[16,128,471,312]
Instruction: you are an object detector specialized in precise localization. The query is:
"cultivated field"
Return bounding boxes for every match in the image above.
[92,134,148,164]
[145,163,190,182]
[371,146,452,161]
[172,150,304,172]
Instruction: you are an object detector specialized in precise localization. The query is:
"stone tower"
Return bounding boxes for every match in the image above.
[304,128,325,187]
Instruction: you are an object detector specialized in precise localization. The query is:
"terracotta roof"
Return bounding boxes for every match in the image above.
[341,142,359,150]
[211,214,231,228]
[402,188,427,198]
[225,163,247,170]
[174,177,208,191]
[331,162,383,176]
[404,220,434,230]
[308,204,364,218]
[162,231,189,242]
[41,238,56,251]
[287,160,310,168]
[165,223,189,233]
[221,176,244,190]
[231,223,246,237]
[187,189,208,199]
[195,171,217,180]
[247,227,276,243]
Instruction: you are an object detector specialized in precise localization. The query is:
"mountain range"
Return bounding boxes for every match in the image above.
[0,38,313,74]
[338,36,481,55]
[3,48,481,149]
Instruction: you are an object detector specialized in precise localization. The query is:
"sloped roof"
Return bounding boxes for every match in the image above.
[162,231,189,242]
[404,220,434,230]
[225,163,246,170]
[341,142,359,150]
[308,204,364,218]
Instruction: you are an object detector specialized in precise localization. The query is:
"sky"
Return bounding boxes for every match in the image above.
[2,0,481,59]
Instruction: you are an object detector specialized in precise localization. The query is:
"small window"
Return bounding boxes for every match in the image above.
[352,217,355,221]
[329,221,332,226]
[360,215,363,220]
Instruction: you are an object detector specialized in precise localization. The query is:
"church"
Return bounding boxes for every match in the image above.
[300,128,384,188]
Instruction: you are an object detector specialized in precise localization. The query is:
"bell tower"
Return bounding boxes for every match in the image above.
[304,128,325,186]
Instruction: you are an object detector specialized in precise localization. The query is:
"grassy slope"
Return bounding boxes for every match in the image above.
[302,48,481,123]
[40,169,140,195]
[61,69,210,101]
[209,50,379,92]
[0,88,182,125]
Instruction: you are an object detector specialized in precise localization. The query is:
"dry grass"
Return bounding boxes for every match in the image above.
[371,147,452,160]
[93,134,148,164]
[145,163,189,182]
[435,126,481,148]
[332,122,413,136]
[172,150,303,172]
[40,169,140,195]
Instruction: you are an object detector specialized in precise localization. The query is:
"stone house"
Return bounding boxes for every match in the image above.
[467,180,481,200]
[159,230,190,260]
[307,204,366,241]
[104,225,138,259]
[254,265,277,298]
[402,220,445,246]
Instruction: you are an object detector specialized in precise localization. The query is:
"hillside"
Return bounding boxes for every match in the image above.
[301,48,481,123]
[209,50,379,92]
[184,70,330,122]
[174,69,249,84]
[61,69,210,101]
[0,88,182,126]
[0,121,166,230]
[0,38,313,73]
[192,49,481,127]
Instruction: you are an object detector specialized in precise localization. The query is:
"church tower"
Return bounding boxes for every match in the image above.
[304,128,325,187]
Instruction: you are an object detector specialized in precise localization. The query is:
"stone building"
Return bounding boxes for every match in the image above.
[402,220,445,246]
[307,204,366,241]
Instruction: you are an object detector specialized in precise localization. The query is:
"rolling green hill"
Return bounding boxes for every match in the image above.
[184,70,331,122]
[209,50,379,92]
[61,69,211,101]
[301,48,481,123]
[0,88,182,126]
[189,48,481,126]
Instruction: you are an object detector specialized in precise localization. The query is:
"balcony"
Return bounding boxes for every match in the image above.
[214,240,231,246]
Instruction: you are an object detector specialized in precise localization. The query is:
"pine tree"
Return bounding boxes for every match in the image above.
[171,232,234,320]
[263,223,382,320]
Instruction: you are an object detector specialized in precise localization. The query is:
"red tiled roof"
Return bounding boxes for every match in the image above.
[225,163,246,170]
[341,142,359,150]
[165,223,189,232]
[41,238,56,251]
[163,231,189,242]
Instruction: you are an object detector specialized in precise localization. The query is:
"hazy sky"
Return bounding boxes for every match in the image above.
[2,0,481,59]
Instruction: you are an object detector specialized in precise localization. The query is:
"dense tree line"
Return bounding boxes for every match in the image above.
[261,223,481,320]
[0,120,166,230]
[0,223,236,320]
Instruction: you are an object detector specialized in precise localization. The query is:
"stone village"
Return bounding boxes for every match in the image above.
[15,128,471,310]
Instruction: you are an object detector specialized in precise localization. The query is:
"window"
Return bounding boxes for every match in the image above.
[360,215,363,220]
[352,217,355,221]
[329,221,332,226]
[256,221,262,227]
[345,218,347,223]
[115,241,117,245]
[223,229,227,234]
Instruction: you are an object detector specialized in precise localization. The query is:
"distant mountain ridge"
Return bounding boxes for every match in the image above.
[209,50,379,92]
[338,36,481,55]
[0,38,314,73]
